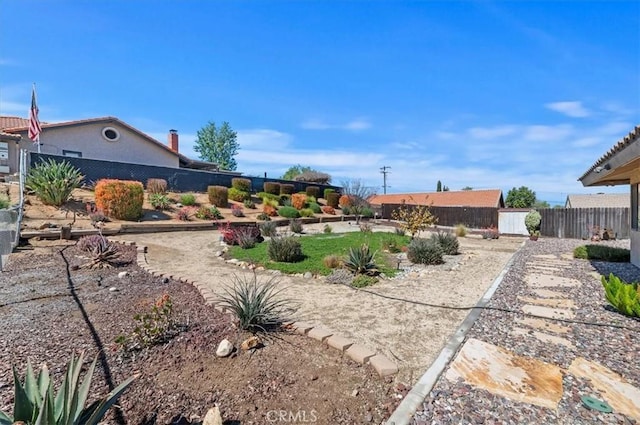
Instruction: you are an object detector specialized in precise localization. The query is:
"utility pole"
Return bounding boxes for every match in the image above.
[380,166,391,194]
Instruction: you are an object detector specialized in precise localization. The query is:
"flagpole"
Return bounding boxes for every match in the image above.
[29,83,42,154]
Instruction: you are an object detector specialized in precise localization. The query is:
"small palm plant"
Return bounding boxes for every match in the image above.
[217,273,298,331]
[344,244,379,276]
[0,352,137,425]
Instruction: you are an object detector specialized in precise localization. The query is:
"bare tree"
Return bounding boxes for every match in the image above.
[340,179,377,221]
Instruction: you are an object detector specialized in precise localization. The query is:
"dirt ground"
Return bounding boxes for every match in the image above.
[111,224,524,385]
[0,243,402,424]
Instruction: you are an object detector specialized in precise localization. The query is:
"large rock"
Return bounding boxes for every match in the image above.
[203,406,223,425]
[216,339,233,357]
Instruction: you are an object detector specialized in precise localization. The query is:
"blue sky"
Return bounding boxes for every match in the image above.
[1,1,638,205]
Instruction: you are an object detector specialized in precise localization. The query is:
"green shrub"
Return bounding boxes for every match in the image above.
[525,209,542,235]
[323,224,333,233]
[146,178,168,195]
[149,193,170,210]
[323,254,342,269]
[0,352,136,425]
[278,206,300,219]
[323,188,335,200]
[208,185,228,207]
[268,236,304,263]
[361,207,375,218]
[326,192,340,208]
[454,223,467,237]
[95,179,144,220]
[217,273,297,331]
[244,199,257,209]
[573,245,630,262]
[280,183,295,195]
[116,294,176,349]
[279,194,292,206]
[180,193,197,206]
[232,177,251,192]
[381,235,402,253]
[264,182,281,195]
[407,238,444,265]
[195,205,223,220]
[257,191,279,202]
[308,202,322,214]
[431,231,459,255]
[352,275,378,288]
[300,208,315,217]
[289,218,304,234]
[344,244,379,276]
[0,195,10,209]
[260,221,278,237]
[601,273,640,317]
[342,206,352,215]
[306,186,320,198]
[228,187,250,202]
[26,159,84,206]
[257,212,272,221]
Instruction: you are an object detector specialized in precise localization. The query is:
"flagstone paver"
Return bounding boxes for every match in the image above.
[445,338,564,410]
[521,304,576,319]
[568,357,640,421]
[514,317,571,334]
[528,288,569,298]
[517,296,576,309]
[525,274,582,288]
[511,327,574,348]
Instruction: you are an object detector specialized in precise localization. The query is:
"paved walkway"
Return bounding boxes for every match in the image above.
[400,242,640,424]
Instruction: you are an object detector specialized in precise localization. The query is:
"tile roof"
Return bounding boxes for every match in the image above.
[0,116,31,129]
[368,189,504,208]
[565,193,628,208]
[0,131,21,141]
[579,125,640,181]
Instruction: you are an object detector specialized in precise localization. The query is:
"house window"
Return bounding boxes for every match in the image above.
[632,184,639,230]
[62,150,82,158]
[102,127,120,142]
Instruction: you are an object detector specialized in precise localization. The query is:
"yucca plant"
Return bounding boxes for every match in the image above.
[0,352,136,425]
[77,235,122,269]
[431,231,459,255]
[259,221,277,237]
[217,273,298,331]
[289,218,304,234]
[601,273,640,317]
[344,244,379,276]
[268,236,303,263]
[26,159,84,206]
[149,193,170,210]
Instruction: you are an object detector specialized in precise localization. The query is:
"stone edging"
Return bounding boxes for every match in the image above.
[116,238,399,378]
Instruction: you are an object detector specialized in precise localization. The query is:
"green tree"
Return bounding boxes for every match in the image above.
[282,165,314,180]
[505,186,537,208]
[461,186,473,191]
[436,180,442,192]
[194,121,239,170]
[533,200,550,209]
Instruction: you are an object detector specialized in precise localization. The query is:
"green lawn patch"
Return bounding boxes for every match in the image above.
[573,244,630,262]
[228,231,410,276]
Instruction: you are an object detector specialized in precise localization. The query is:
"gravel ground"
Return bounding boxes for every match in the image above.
[412,238,640,425]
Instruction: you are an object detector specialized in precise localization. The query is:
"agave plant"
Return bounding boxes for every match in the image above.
[344,244,379,276]
[77,235,122,269]
[25,159,84,207]
[0,352,137,425]
[601,273,640,317]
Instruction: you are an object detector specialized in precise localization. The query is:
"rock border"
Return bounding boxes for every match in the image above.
[120,238,399,378]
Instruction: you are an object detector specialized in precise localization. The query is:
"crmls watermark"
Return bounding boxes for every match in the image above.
[266,410,318,423]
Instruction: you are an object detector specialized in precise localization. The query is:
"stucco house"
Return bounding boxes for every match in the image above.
[565,193,629,208]
[368,189,505,208]
[579,125,640,267]
[0,116,219,177]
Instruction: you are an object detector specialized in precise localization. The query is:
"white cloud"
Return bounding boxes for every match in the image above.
[522,124,573,142]
[301,117,371,131]
[237,129,292,149]
[545,101,590,118]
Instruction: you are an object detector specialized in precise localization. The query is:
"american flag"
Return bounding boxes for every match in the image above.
[28,84,42,143]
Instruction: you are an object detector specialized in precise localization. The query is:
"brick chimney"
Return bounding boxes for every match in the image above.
[168,129,179,152]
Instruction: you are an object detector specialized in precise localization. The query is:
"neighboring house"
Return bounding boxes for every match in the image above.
[0,131,21,174]
[369,189,505,208]
[565,193,629,208]
[579,125,640,267]
[0,116,219,176]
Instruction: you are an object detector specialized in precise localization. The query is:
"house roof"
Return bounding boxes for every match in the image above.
[0,131,21,142]
[579,125,640,187]
[565,193,628,208]
[1,115,223,171]
[368,189,504,208]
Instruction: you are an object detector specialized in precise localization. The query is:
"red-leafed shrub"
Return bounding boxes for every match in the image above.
[339,194,352,208]
[321,205,336,215]
[263,204,278,217]
[291,193,307,210]
[95,179,144,220]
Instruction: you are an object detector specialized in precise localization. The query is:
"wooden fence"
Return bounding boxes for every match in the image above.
[539,207,630,239]
[380,204,499,229]
[380,204,631,239]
